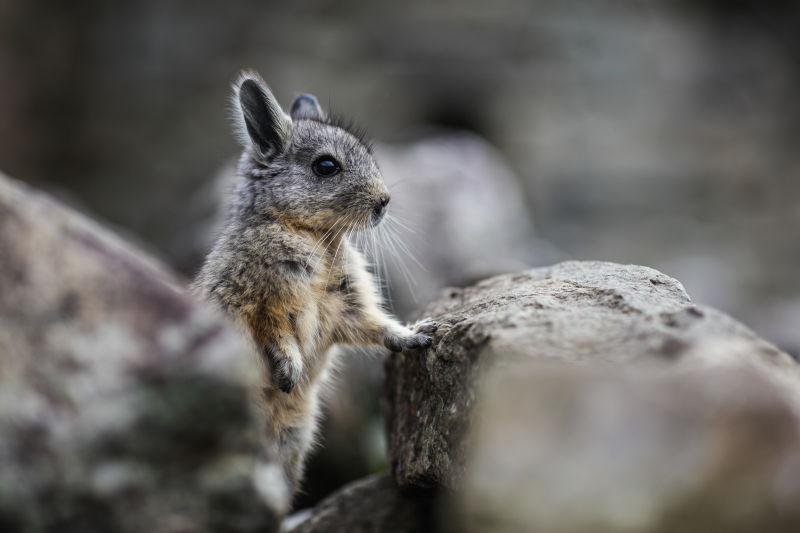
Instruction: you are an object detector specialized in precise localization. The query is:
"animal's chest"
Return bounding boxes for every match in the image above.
[292,239,374,352]
[316,270,358,317]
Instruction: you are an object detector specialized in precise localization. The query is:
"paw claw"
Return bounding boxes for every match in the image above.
[418,334,433,348]
[413,318,439,335]
[384,332,433,352]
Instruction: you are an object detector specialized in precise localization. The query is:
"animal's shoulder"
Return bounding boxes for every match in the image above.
[207,223,313,287]
[235,223,311,261]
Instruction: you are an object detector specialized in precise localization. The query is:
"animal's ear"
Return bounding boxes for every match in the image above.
[233,71,290,157]
[290,93,326,121]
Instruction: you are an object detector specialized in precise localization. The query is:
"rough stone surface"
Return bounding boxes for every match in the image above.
[284,475,434,533]
[385,261,797,489]
[0,173,282,532]
[457,363,800,533]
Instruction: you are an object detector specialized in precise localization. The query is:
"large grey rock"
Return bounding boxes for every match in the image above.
[385,260,798,489]
[456,363,800,533]
[284,475,433,533]
[0,173,284,532]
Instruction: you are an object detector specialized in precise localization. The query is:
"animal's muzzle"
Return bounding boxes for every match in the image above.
[371,194,390,224]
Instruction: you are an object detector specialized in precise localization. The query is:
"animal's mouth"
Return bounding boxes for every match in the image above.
[371,205,387,226]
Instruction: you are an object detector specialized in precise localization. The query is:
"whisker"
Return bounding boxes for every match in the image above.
[311,217,345,275]
[387,179,412,190]
[377,226,392,304]
[325,218,351,289]
[385,219,426,272]
[306,217,342,267]
[385,214,419,236]
[383,225,418,293]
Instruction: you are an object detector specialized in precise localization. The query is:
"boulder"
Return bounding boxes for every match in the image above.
[456,363,800,533]
[284,474,433,533]
[0,173,284,532]
[385,261,798,489]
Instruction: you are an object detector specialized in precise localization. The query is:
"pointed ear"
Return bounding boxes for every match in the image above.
[290,93,326,121]
[233,71,290,157]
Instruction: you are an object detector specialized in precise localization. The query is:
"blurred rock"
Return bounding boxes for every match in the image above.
[171,158,237,275]
[376,134,557,317]
[748,298,800,360]
[385,260,797,489]
[0,173,284,532]
[285,475,434,533]
[457,363,800,533]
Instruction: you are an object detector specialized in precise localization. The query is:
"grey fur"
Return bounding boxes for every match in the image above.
[193,71,435,507]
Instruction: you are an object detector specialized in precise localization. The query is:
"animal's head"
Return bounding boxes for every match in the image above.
[231,71,389,232]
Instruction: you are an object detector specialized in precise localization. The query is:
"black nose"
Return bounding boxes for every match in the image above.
[373,195,390,221]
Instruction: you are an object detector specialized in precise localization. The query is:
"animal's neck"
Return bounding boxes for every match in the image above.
[318,234,349,271]
[304,223,347,251]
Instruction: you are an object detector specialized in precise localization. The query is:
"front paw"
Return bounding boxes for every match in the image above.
[412,318,438,335]
[383,332,432,352]
[384,325,437,353]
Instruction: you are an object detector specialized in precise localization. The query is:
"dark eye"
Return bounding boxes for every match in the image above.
[312,156,341,177]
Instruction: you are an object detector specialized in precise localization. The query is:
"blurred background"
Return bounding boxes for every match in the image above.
[1,0,799,510]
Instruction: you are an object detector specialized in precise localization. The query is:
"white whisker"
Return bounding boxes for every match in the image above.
[325,218,351,289]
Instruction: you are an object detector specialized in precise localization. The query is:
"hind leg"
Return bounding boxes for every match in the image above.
[276,423,316,497]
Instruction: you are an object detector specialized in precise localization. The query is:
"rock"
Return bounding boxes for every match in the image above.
[0,173,284,532]
[385,260,798,489]
[284,475,434,533]
[455,363,800,533]
[747,298,800,360]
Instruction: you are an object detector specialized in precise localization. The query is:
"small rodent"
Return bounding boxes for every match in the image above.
[193,70,436,504]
